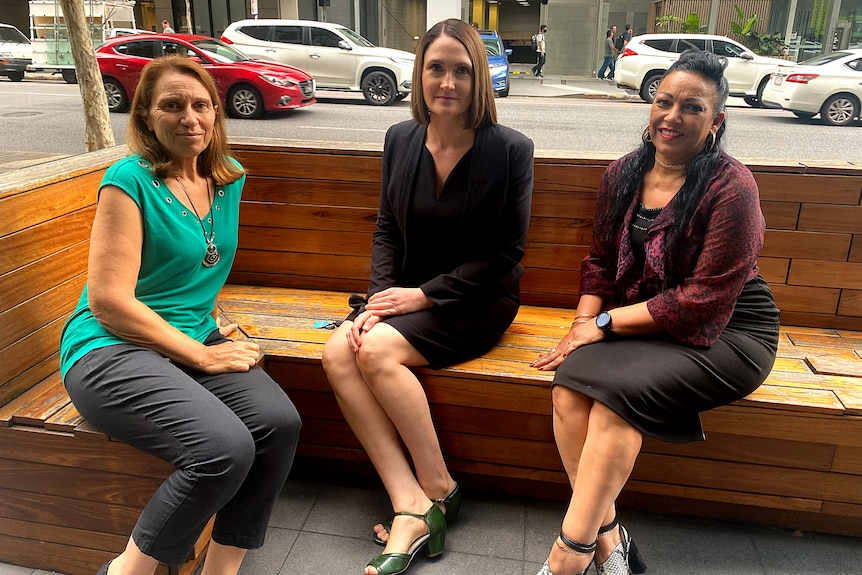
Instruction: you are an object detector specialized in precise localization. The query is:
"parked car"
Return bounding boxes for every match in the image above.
[479,29,511,97]
[762,49,862,126]
[221,19,414,105]
[96,34,315,119]
[0,22,32,82]
[614,33,788,106]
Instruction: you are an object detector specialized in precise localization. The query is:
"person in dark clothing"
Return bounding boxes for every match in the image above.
[322,18,533,575]
[531,50,779,575]
[597,29,618,79]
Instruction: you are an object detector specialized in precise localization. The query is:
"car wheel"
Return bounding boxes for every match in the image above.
[61,68,77,84]
[103,78,128,113]
[361,71,396,106]
[743,96,761,108]
[743,78,769,108]
[394,92,408,102]
[6,71,24,82]
[499,86,509,98]
[640,73,662,104]
[791,110,815,119]
[820,93,859,126]
[228,84,264,119]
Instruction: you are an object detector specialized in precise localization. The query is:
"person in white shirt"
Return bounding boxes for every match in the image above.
[531,24,547,77]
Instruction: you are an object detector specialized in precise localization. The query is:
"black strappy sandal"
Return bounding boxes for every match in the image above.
[536,532,596,575]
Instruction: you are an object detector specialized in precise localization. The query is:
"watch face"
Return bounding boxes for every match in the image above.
[597,312,612,331]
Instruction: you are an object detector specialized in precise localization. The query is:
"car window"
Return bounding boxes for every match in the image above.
[163,41,196,58]
[483,38,502,56]
[846,58,862,71]
[676,38,707,53]
[310,27,342,48]
[239,25,271,41]
[642,39,675,52]
[338,27,374,48]
[115,40,158,58]
[0,26,29,44]
[712,39,747,58]
[191,39,252,62]
[272,25,303,45]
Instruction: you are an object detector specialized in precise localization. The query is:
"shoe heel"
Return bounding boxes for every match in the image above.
[425,530,445,557]
[628,538,647,574]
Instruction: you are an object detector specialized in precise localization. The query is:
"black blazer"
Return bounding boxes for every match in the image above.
[367,119,534,307]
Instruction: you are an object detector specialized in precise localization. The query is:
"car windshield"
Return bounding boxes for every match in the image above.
[338,27,374,47]
[0,26,29,44]
[483,38,502,56]
[191,39,252,63]
[798,52,850,66]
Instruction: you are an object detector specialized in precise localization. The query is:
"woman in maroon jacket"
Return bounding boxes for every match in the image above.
[530,50,779,575]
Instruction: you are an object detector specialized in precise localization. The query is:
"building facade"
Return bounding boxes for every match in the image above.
[1,0,860,76]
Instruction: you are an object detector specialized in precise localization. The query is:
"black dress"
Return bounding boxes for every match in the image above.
[348,146,520,369]
[553,203,780,443]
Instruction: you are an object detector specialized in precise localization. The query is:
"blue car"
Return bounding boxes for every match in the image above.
[479,29,511,97]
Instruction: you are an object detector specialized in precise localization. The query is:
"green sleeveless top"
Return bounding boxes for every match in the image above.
[60,154,245,378]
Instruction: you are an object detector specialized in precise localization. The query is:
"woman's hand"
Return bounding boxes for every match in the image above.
[365,287,433,317]
[530,319,605,371]
[347,310,381,352]
[199,340,261,374]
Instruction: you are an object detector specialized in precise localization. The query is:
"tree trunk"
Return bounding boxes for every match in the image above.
[58,0,115,151]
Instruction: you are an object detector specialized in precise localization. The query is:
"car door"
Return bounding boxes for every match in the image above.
[712,38,757,92]
[265,25,309,71]
[104,39,160,96]
[306,26,356,88]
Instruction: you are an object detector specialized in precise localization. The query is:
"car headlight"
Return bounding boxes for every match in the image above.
[260,74,298,87]
[389,57,415,67]
[490,65,507,76]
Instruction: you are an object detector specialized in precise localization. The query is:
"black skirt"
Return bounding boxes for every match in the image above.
[346,290,519,370]
[552,276,780,443]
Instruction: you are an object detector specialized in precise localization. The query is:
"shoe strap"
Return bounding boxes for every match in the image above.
[597,515,618,536]
[558,532,597,555]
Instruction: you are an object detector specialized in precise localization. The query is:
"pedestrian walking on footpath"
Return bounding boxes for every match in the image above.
[597,29,618,80]
[531,24,547,77]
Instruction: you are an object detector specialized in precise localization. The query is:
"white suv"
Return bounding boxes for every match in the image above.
[615,33,788,106]
[221,19,414,106]
[0,23,32,82]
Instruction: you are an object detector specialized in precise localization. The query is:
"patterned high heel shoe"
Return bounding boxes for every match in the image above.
[374,482,461,546]
[594,516,647,575]
[536,533,596,575]
[366,504,447,575]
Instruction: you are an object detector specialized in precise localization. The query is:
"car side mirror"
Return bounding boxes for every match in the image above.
[741,51,754,60]
[338,40,352,51]
[505,48,512,56]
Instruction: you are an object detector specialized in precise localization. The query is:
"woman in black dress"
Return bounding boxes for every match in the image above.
[321,18,533,575]
[530,50,779,575]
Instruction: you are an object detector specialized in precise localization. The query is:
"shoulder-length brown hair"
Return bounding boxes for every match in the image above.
[125,55,243,185]
[409,19,497,129]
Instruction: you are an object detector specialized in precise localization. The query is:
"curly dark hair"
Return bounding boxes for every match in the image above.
[597,49,729,287]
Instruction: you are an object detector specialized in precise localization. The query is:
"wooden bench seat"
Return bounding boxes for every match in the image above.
[2,141,861,575]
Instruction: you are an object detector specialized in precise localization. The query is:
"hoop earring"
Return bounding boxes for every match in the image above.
[642,128,652,143]
[705,131,716,151]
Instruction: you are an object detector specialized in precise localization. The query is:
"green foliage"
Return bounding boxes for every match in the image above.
[729,4,787,56]
[655,12,705,33]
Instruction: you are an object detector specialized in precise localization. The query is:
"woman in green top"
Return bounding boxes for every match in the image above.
[59,56,301,575]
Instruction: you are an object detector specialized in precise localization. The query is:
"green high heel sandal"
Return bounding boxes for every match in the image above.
[373,482,461,546]
[366,504,447,575]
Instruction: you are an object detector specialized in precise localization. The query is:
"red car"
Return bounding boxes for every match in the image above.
[96,33,315,119]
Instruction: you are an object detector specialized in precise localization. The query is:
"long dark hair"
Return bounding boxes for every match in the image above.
[597,49,729,287]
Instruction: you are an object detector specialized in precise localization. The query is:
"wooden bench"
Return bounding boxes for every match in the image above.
[1,140,860,575]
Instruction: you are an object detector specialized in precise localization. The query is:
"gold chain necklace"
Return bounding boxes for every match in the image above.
[175,177,220,268]
[654,156,688,170]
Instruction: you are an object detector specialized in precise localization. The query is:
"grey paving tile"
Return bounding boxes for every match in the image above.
[445,492,526,560]
[753,529,862,575]
[301,482,391,539]
[267,476,324,530]
[523,498,570,564]
[281,530,374,574]
[239,527,297,574]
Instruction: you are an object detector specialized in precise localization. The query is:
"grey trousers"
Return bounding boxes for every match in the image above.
[63,332,302,565]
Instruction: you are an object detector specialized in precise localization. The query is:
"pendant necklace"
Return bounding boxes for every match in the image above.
[654,156,688,171]
[175,176,220,268]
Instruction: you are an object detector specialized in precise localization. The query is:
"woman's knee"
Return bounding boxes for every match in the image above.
[189,424,256,488]
[552,385,592,419]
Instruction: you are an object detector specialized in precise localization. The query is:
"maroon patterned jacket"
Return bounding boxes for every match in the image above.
[580,151,764,347]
